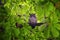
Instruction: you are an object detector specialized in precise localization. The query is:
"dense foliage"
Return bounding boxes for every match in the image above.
[0,0,60,40]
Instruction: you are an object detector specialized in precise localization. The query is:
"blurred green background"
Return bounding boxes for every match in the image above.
[0,0,60,40]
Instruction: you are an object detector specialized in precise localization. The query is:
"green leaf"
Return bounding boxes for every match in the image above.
[13,28,20,37]
[54,24,60,30]
[44,27,50,38]
[51,26,59,37]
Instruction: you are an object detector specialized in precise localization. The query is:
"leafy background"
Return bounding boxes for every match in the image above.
[0,0,60,40]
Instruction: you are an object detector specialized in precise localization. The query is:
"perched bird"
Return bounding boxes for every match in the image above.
[28,14,44,29]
